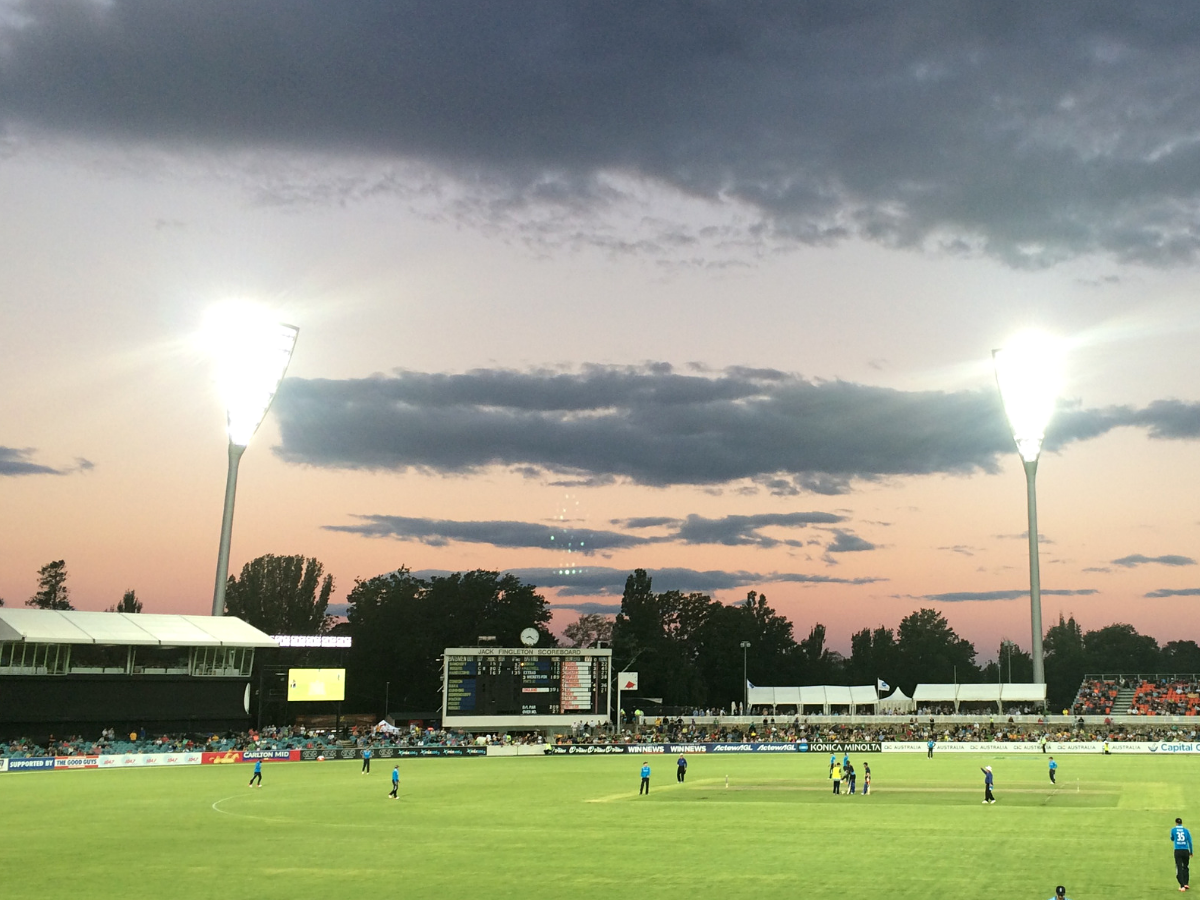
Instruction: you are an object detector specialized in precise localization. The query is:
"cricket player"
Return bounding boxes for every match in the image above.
[862,761,871,795]
[676,755,687,783]
[1172,817,1193,891]
[639,761,651,795]
[389,765,399,799]
[248,758,262,788]
[362,747,372,774]
[1048,756,1057,784]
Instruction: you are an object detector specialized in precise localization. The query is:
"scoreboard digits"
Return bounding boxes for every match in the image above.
[442,647,612,726]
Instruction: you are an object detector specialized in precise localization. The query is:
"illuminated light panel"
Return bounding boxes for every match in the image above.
[202,300,299,446]
[993,330,1065,462]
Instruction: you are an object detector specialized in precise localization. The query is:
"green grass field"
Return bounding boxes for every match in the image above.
[1,752,1195,898]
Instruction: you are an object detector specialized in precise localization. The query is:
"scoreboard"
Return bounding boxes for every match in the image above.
[442,647,612,728]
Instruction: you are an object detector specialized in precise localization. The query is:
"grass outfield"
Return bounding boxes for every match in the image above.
[0,752,1195,898]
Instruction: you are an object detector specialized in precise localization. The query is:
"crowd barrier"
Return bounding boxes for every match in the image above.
[8,739,1200,772]
[1,745,487,771]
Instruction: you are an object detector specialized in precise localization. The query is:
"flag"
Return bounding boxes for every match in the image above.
[877,679,890,693]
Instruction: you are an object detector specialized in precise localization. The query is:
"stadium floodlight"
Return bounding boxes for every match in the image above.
[740,641,751,715]
[205,301,299,616]
[993,330,1064,686]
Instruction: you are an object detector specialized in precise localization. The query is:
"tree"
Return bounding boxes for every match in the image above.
[107,589,143,614]
[893,608,977,692]
[1043,613,1086,710]
[981,640,1033,684]
[223,554,334,634]
[27,560,73,610]
[1162,640,1200,673]
[1084,623,1160,674]
[563,613,613,648]
[847,625,897,687]
[344,567,555,714]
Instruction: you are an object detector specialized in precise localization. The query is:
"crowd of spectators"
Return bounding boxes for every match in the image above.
[1073,679,1118,715]
[1130,679,1200,716]
[1,723,480,759]
[553,715,1200,746]
[7,714,1200,758]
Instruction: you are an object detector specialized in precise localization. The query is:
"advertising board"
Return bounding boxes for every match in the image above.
[6,756,55,771]
[202,750,244,765]
[242,750,300,761]
[54,756,99,769]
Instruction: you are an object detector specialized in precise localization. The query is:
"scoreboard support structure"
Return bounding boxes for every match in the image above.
[442,647,612,729]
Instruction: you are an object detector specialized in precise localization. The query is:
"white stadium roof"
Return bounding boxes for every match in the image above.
[0,609,277,648]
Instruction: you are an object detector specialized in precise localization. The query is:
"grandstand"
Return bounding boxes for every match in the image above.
[1072,674,1200,716]
[0,608,277,739]
[747,682,1046,716]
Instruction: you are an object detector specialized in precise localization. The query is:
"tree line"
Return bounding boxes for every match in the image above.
[16,556,1199,713]
[218,557,1198,714]
[11,560,142,613]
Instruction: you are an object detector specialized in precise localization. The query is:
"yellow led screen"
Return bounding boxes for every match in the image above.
[287,668,346,702]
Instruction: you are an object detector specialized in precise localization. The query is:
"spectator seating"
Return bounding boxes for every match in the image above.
[1072,679,1117,715]
[1128,679,1200,716]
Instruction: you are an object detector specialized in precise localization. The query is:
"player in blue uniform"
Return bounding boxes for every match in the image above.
[862,761,871,795]
[1172,817,1193,891]
[389,765,399,799]
[248,758,262,787]
[981,765,994,803]
[639,761,651,795]
[362,747,372,774]
[1047,885,1070,899]
[1048,756,1057,784]
[927,738,935,758]
[676,755,687,783]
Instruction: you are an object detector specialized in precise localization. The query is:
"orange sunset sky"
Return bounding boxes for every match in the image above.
[2,4,1199,662]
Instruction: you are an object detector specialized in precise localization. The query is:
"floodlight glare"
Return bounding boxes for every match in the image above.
[203,301,299,446]
[205,301,299,616]
[992,330,1064,462]
[992,329,1065,687]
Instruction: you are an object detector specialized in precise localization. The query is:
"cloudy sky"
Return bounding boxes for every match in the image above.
[2,1,1199,660]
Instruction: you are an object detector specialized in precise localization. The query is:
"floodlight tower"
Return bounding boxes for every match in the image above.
[992,332,1064,685]
[207,304,299,616]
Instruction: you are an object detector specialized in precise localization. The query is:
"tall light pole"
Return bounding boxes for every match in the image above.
[993,331,1064,685]
[740,640,751,715]
[207,303,299,616]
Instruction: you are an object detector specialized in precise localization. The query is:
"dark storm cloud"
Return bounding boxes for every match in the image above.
[617,511,843,548]
[515,566,881,596]
[0,446,89,476]
[552,601,622,616]
[924,588,1098,603]
[324,514,653,552]
[273,365,1200,489]
[327,509,844,553]
[411,566,881,596]
[5,2,1200,265]
[1145,588,1200,598]
[825,530,876,554]
[1112,553,1196,568]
